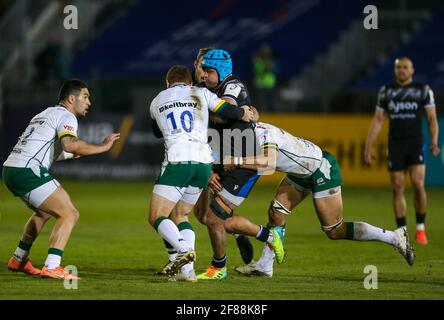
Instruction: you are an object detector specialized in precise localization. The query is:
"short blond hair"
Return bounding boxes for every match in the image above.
[196,47,214,62]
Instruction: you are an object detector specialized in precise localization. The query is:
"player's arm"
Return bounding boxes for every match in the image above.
[210,94,260,124]
[209,97,237,124]
[56,151,80,161]
[212,100,255,122]
[221,96,259,122]
[223,146,278,172]
[425,106,440,156]
[60,133,120,156]
[364,108,385,165]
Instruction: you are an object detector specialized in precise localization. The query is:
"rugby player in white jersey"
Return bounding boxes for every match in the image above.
[3,79,120,280]
[224,122,415,277]
[148,65,256,281]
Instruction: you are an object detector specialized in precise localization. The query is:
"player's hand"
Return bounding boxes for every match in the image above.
[209,172,223,193]
[364,148,374,166]
[223,155,236,171]
[240,106,255,122]
[102,133,121,151]
[430,143,440,156]
[249,106,260,122]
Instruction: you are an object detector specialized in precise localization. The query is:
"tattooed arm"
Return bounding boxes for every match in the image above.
[60,133,120,156]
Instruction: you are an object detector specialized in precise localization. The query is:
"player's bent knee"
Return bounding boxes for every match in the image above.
[322,219,343,240]
[325,230,341,240]
[69,208,80,224]
[148,214,160,227]
[223,218,236,234]
[210,196,233,221]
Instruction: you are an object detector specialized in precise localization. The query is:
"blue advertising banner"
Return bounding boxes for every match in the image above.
[424,117,444,186]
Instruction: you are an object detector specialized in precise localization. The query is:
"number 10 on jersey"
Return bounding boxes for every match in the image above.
[166,111,194,133]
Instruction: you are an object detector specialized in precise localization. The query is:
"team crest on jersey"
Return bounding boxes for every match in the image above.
[224,84,241,97]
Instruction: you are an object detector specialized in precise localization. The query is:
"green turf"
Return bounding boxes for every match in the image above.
[0,181,443,299]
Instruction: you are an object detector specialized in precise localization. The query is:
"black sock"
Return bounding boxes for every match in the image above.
[18,240,33,251]
[211,255,226,268]
[416,212,426,225]
[396,217,406,228]
[345,222,354,240]
[256,226,270,242]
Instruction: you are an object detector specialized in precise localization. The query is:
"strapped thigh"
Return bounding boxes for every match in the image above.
[210,195,233,220]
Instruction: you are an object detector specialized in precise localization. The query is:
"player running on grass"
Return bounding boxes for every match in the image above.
[227,122,415,277]
[147,65,256,281]
[3,79,120,280]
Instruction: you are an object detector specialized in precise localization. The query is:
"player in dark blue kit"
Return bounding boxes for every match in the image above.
[365,57,440,245]
[195,49,284,280]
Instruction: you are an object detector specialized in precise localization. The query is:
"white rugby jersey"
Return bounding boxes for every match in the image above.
[150,84,229,163]
[3,106,78,169]
[254,122,323,177]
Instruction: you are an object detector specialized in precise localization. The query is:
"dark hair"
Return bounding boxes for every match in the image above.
[166,65,192,85]
[58,79,88,102]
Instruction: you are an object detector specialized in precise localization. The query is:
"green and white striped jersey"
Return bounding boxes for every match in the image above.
[3,106,78,169]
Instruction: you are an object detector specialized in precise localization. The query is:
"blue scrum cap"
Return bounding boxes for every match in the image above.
[201,49,232,82]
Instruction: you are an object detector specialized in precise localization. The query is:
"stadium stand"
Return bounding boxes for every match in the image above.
[354,6,444,90]
[72,0,367,80]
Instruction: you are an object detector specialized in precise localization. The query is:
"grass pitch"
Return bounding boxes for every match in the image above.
[0,181,443,300]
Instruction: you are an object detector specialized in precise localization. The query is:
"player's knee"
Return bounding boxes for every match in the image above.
[67,208,80,224]
[322,220,344,240]
[223,218,235,234]
[325,229,341,240]
[411,179,425,193]
[148,214,159,227]
[391,181,404,194]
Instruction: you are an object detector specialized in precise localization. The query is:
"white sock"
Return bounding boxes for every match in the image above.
[157,218,190,253]
[180,228,195,273]
[44,254,61,269]
[256,244,275,271]
[13,247,29,263]
[353,222,396,245]
[266,231,274,245]
[416,223,425,231]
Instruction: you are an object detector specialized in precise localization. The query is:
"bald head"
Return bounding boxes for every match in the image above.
[394,57,414,85]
